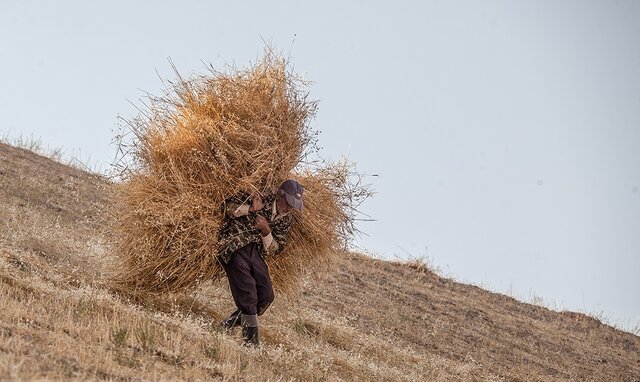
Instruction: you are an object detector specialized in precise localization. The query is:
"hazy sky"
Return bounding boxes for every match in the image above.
[1,1,639,330]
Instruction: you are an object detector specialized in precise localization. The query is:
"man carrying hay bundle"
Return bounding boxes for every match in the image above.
[111,52,372,352]
[216,179,304,346]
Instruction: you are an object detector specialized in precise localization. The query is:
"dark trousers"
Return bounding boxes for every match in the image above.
[222,242,275,316]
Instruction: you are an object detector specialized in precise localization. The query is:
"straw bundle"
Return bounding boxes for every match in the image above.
[111,51,371,294]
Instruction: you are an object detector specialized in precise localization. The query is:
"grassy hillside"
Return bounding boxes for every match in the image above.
[0,142,638,381]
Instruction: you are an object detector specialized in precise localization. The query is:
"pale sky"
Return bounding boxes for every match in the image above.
[1,1,639,331]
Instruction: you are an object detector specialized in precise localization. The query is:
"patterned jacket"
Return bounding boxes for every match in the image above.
[216,192,293,264]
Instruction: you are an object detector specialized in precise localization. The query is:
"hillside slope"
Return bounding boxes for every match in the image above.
[0,142,638,381]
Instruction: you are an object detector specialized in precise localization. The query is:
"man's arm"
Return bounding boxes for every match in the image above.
[225,202,251,218]
[255,215,291,256]
[254,214,272,249]
[224,194,265,218]
[260,230,279,256]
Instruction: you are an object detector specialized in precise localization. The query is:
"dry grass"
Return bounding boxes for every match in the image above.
[0,131,101,173]
[1,142,639,381]
[0,260,472,381]
[110,50,372,295]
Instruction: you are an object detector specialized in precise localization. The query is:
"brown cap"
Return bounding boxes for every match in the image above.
[280,179,304,210]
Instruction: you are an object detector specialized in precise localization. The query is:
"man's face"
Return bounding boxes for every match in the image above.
[276,189,292,214]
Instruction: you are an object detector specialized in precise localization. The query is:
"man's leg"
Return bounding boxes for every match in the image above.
[220,308,241,330]
[222,243,260,346]
[222,244,259,316]
[250,246,275,316]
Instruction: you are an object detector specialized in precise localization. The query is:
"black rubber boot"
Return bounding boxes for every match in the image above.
[242,326,260,347]
[219,309,241,331]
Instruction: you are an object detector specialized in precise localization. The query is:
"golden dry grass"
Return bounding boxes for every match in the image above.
[1,142,639,381]
[110,51,371,296]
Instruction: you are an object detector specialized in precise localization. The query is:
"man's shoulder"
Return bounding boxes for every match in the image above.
[225,192,251,205]
[262,190,277,203]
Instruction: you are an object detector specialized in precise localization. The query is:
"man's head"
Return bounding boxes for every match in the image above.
[276,179,304,214]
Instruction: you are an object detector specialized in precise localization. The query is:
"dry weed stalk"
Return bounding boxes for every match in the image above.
[110,50,372,294]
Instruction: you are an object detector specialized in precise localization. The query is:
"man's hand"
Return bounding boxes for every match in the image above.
[254,214,271,237]
[249,194,265,212]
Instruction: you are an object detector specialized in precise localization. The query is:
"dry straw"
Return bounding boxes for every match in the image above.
[111,50,373,295]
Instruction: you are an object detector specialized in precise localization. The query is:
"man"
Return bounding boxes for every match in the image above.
[216,179,304,346]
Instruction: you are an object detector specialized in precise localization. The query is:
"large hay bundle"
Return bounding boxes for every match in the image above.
[112,52,371,294]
